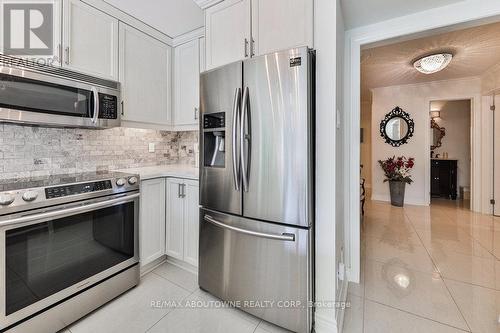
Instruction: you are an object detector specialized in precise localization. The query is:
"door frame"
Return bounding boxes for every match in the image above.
[344,1,500,283]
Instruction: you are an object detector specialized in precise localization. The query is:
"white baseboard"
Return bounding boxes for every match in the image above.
[140,256,167,276]
[166,256,198,275]
[371,194,428,206]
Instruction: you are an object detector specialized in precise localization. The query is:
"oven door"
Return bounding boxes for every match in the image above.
[0,192,139,329]
[0,66,120,129]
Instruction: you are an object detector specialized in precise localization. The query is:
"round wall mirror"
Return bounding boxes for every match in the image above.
[380,107,415,147]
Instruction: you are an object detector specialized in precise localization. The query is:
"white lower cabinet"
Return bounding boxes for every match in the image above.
[140,178,166,267]
[166,178,200,267]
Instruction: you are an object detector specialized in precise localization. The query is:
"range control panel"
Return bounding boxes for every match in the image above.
[98,93,118,120]
[45,180,113,199]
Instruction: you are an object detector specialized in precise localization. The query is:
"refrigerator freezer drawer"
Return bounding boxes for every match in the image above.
[198,208,313,333]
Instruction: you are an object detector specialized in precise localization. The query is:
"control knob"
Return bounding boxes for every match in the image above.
[22,191,38,202]
[116,178,126,187]
[0,193,15,206]
[128,176,138,185]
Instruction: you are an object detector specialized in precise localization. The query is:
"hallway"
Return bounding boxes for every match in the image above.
[344,200,500,333]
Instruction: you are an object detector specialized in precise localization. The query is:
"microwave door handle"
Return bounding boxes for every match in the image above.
[91,87,99,124]
[240,87,250,192]
[232,88,241,191]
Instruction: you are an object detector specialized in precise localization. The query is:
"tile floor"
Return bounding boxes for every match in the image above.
[65,262,292,333]
[343,199,500,333]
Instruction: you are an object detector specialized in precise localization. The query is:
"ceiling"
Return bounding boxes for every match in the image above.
[104,0,204,38]
[341,0,465,30]
[361,21,500,100]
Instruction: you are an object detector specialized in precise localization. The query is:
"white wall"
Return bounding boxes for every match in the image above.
[371,77,482,205]
[431,100,471,192]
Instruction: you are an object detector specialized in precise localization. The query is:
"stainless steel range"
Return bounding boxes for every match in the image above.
[0,172,140,333]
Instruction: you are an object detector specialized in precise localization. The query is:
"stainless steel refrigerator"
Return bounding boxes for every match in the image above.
[199,47,314,333]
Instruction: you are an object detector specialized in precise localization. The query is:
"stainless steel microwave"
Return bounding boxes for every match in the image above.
[0,54,121,129]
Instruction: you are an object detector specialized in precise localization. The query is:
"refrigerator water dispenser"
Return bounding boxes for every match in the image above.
[203,112,226,168]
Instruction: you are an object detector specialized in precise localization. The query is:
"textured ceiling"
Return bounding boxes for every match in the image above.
[361,21,500,100]
[341,0,465,29]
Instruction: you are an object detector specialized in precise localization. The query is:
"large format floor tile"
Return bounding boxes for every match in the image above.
[352,199,500,332]
[147,289,260,333]
[364,235,437,274]
[342,294,363,333]
[153,262,199,292]
[363,300,468,333]
[69,273,190,333]
[364,259,468,330]
[445,279,500,333]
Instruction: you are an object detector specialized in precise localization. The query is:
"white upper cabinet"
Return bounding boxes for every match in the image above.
[251,0,313,55]
[204,0,313,69]
[205,0,251,70]
[119,22,172,125]
[63,0,118,79]
[174,39,200,126]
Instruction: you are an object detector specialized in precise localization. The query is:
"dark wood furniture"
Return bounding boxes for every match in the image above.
[431,159,458,200]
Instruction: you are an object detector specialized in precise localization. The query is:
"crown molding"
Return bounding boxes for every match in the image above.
[193,0,224,9]
[173,27,205,47]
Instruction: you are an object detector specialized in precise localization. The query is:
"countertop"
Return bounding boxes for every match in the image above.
[113,164,199,181]
[431,158,458,161]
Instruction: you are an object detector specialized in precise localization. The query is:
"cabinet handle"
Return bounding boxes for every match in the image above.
[181,184,186,198]
[251,38,255,57]
[121,101,124,116]
[65,46,70,65]
[194,107,198,120]
[244,38,249,58]
[178,184,182,198]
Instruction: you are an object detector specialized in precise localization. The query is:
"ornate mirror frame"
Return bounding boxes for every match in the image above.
[430,119,446,150]
[379,106,415,147]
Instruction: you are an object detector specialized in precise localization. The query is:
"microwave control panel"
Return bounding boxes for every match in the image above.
[98,93,118,119]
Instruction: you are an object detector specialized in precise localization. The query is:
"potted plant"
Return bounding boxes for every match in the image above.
[378,156,415,207]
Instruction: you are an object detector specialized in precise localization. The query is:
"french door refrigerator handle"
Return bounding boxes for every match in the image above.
[240,86,250,192]
[232,88,241,191]
[204,214,295,241]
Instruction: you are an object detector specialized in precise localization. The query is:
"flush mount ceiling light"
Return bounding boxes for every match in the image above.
[413,53,453,74]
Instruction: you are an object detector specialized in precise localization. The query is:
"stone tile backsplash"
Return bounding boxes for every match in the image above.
[0,124,198,180]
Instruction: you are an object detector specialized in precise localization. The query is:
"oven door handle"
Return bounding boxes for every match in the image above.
[0,193,140,228]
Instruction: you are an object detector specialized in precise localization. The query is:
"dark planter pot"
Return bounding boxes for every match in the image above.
[389,181,406,207]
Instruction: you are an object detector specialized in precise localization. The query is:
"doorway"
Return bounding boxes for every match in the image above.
[429,99,472,209]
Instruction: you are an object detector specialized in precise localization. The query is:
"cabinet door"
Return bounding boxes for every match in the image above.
[251,0,313,55]
[205,0,251,70]
[63,0,118,79]
[140,178,166,266]
[174,39,200,126]
[119,23,171,125]
[183,180,200,267]
[165,178,185,260]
